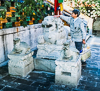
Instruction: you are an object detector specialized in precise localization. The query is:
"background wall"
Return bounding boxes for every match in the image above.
[0,24,43,66]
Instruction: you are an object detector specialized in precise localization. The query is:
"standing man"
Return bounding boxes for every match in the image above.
[54,9,86,53]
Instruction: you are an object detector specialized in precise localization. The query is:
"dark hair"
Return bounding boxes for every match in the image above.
[72,9,80,17]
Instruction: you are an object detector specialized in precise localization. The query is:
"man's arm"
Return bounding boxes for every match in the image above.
[60,15,71,25]
[54,15,71,24]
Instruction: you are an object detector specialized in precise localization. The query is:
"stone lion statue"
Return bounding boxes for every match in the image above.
[11,38,31,55]
[63,40,79,61]
[37,16,67,45]
[36,16,67,59]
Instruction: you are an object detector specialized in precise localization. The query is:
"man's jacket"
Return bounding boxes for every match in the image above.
[60,15,86,42]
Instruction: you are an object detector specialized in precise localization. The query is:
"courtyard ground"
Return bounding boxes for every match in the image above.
[0,34,100,91]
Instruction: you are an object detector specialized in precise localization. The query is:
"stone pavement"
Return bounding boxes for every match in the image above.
[0,35,100,91]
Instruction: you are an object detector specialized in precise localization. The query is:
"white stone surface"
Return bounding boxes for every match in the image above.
[34,58,56,73]
[8,38,34,77]
[36,16,67,59]
[30,28,43,49]
[63,26,70,38]
[93,18,100,31]
[0,36,5,63]
[55,55,81,87]
[63,40,79,61]
[37,45,64,59]
[81,48,91,62]
[0,24,43,66]
[4,34,14,60]
[8,52,34,77]
[13,29,30,47]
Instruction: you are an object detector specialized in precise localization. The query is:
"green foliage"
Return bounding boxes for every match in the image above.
[0,1,9,19]
[0,9,6,19]
[74,0,100,20]
[1,1,11,8]
[15,0,50,27]
[0,0,51,27]
[0,1,13,19]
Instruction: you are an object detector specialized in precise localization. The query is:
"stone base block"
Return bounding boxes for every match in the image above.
[8,53,34,77]
[81,48,91,62]
[34,58,56,73]
[55,56,81,87]
[36,45,63,60]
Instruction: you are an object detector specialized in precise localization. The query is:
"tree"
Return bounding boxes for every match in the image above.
[16,0,50,27]
[74,0,100,20]
[0,0,51,27]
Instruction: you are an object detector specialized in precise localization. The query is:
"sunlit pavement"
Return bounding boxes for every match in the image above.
[0,35,100,91]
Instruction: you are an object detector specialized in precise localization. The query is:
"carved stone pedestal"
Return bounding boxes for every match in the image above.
[37,45,64,60]
[8,52,34,77]
[34,58,56,73]
[8,38,34,77]
[55,55,81,87]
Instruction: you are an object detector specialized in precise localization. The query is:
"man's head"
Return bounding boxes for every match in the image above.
[71,9,80,18]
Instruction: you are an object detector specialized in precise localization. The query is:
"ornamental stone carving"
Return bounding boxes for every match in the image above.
[63,40,79,61]
[8,38,34,77]
[36,16,67,59]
